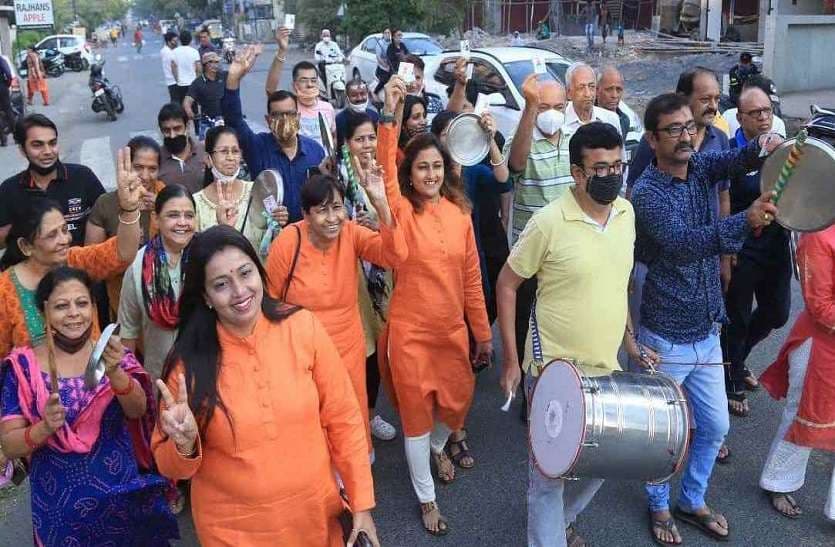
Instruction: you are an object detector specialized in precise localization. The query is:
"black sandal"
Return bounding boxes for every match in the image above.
[766,491,803,519]
[420,501,449,536]
[446,429,475,469]
[673,506,730,542]
[716,444,732,465]
[649,511,682,545]
[727,392,749,417]
[742,369,761,391]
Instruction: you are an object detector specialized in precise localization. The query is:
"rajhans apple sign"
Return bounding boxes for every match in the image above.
[14,0,55,28]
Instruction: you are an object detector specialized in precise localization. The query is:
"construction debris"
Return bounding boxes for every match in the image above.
[634,32,763,55]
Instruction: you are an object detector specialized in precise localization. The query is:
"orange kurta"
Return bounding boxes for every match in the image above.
[377,122,491,437]
[265,220,408,449]
[151,310,375,547]
[0,237,128,358]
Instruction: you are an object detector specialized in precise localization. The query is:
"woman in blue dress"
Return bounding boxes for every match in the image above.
[0,266,178,546]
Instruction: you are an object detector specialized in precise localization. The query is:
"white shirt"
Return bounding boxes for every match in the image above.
[314,40,344,63]
[171,45,200,86]
[160,46,176,86]
[563,103,623,139]
[723,107,787,138]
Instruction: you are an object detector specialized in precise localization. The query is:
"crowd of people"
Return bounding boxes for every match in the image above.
[0,20,831,547]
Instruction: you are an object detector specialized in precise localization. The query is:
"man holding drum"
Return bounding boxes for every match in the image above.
[497,122,651,546]
[631,93,783,544]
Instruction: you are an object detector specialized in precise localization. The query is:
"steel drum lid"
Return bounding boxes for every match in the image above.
[249,169,284,229]
[319,112,336,164]
[85,323,120,390]
[446,113,491,167]
[528,360,586,479]
[760,136,835,232]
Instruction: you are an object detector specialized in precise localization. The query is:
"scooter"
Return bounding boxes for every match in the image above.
[89,57,124,121]
[320,60,347,108]
[41,49,65,78]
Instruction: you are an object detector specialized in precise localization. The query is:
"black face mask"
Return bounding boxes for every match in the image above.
[586,173,622,205]
[28,161,58,176]
[52,323,93,354]
[164,135,188,155]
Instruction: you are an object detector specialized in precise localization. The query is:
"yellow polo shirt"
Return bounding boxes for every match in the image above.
[508,187,635,377]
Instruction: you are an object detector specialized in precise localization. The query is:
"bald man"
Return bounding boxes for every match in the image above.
[563,62,622,143]
[503,75,572,420]
[722,86,791,416]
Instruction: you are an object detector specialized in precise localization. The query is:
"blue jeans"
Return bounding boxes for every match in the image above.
[585,23,596,47]
[526,374,604,546]
[639,326,729,513]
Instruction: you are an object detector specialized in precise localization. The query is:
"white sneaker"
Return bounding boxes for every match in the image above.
[370,415,397,441]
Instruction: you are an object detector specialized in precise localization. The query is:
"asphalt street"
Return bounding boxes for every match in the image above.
[0,33,833,547]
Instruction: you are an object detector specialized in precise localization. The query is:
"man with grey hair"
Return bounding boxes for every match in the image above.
[563,62,622,145]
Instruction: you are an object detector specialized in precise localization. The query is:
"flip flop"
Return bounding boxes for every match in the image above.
[716,444,732,465]
[673,506,730,542]
[765,491,803,519]
[727,392,749,417]
[648,511,682,546]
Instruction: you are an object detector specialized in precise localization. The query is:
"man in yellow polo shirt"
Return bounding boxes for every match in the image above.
[497,122,653,547]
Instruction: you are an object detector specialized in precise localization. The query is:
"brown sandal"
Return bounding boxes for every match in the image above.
[446,429,475,469]
[432,450,455,484]
[566,524,588,547]
[766,491,803,519]
[420,501,449,536]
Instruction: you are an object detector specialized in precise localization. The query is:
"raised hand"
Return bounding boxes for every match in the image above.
[215,182,240,227]
[384,75,407,113]
[229,44,261,81]
[156,373,199,455]
[356,159,386,204]
[116,147,142,212]
[454,56,468,85]
[479,112,497,138]
[747,190,779,229]
[521,73,540,108]
[43,392,66,434]
[102,334,125,375]
[271,205,289,227]
[275,26,291,53]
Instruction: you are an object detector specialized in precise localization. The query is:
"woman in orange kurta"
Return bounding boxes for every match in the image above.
[376,77,492,535]
[25,47,49,105]
[0,152,144,358]
[151,225,380,547]
[265,173,407,452]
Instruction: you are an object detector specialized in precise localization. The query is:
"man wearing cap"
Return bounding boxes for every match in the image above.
[729,53,760,107]
[184,51,227,139]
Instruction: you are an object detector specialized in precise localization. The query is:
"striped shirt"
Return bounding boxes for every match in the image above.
[503,136,573,244]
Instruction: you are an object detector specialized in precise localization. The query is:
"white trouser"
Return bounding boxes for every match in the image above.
[404,422,453,503]
[759,339,835,519]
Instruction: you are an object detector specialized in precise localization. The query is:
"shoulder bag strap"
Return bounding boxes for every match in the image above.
[282,225,302,301]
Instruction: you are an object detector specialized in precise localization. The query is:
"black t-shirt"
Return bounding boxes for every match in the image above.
[0,162,106,246]
[187,71,227,118]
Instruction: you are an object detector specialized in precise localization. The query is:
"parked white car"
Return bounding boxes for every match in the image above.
[347,32,442,84]
[34,34,94,68]
[422,47,642,157]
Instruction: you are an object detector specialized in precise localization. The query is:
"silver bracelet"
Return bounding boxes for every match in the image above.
[490,154,506,166]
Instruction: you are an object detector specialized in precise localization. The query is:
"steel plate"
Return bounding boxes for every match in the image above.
[446,113,491,167]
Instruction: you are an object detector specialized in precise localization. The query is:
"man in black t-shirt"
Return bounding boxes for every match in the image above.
[0,114,105,247]
[184,51,227,139]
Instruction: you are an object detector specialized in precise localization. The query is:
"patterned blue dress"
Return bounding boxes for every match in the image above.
[0,351,179,546]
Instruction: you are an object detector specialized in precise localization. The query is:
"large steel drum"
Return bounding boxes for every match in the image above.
[529,359,690,483]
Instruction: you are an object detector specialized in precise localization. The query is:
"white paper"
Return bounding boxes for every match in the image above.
[398,62,415,84]
[284,14,295,30]
[263,195,279,214]
[465,63,474,82]
[532,56,546,75]
[460,40,470,59]
[474,93,489,115]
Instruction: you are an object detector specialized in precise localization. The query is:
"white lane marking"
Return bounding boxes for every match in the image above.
[117,56,128,63]
[80,136,117,191]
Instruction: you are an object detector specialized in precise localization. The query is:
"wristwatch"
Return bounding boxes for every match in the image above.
[379,111,396,124]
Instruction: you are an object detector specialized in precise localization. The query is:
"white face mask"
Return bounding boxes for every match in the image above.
[535,109,565,138]
[211,164,240,184]
[323,36,331,43]
[347,100,368,113]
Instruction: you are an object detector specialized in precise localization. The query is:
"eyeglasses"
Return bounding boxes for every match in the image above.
[657,122,698,138]
[583,162,624,177]
[269,111,298,120]
[213,148,241,157]
[295,77,318,86]
[741,106,773,119]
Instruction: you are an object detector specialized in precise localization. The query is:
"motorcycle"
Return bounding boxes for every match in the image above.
[41,49,66,78]
[89,57,124,121]
[222,36,236,64]
[196,115,224,140]
[64,51,89,72]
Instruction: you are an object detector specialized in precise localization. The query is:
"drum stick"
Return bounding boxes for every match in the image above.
[500,391,514,412]
[656,361,730,367]
[43,303,59,394]
[771,128,808,207]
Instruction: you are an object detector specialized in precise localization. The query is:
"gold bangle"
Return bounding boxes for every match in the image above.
[490,154,505,166]
[118,210,141,225]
